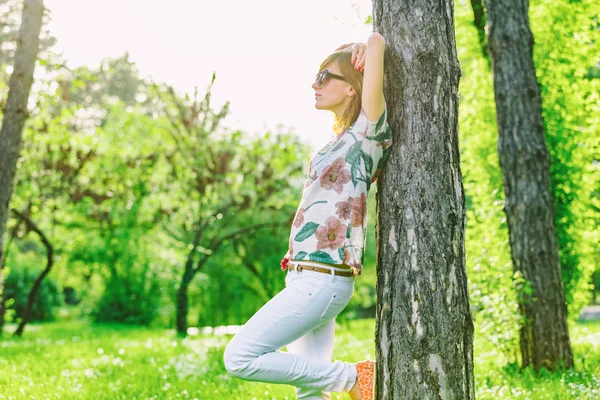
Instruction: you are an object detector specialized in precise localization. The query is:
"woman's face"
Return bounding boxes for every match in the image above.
[312,62,352,112]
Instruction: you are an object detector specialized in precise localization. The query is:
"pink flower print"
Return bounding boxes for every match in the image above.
[315,216,347,251]
[319,157,351,194]
[335,200,352,220]
[350,193,367,227]
[306,162,318,186]
[343,247,352,264]
[342,248,361,276]
[293,208,305,228]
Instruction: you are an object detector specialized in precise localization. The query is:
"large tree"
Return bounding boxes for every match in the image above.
[373,0,474,398]
[0,0,44,335]
[484,0,573,370]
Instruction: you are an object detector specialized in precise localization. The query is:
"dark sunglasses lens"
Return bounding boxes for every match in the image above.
[316,70,327,87]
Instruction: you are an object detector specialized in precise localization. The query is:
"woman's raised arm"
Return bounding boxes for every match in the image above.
[361,33,386,122]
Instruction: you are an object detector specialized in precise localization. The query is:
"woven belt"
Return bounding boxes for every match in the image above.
[287,261,355,277]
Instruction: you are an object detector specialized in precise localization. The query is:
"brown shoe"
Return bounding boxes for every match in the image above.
[355,360,375,400]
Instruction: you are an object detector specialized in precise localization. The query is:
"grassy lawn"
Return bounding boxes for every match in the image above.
[0,318,598,399]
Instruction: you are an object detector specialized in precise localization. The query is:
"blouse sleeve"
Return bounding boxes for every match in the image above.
[358,105,393,190]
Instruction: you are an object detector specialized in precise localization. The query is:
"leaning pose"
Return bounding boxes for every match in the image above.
[224,33,393,400]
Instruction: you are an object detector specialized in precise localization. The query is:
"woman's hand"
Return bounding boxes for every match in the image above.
[335,43,366,72]
[349,43,367,72]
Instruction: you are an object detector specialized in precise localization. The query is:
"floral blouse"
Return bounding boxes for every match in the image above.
[281,105,393,277]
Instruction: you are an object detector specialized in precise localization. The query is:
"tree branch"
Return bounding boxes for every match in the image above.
[193,221,287,273]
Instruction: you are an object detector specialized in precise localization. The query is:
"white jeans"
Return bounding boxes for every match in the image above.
[223,262,357,399]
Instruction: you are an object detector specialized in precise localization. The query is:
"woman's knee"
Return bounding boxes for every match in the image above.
[223,340,249,377]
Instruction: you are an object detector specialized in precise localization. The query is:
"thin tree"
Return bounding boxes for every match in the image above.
[469,0,489,63]
[154,82,297,336]
[483,0,573,370]
[373,0,475,398]
[10,209,52,336]
[0,0,44,335]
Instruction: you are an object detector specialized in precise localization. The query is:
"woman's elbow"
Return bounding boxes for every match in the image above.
[368,32,386,47]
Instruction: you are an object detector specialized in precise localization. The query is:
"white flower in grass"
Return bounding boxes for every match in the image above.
[70,358,83,368]
[84,368,97,378]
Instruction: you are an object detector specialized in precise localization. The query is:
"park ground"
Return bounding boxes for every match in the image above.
[0,312,599,399]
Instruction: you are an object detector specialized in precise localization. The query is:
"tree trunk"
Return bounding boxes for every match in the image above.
[484,0,574,371]
[11,209,53,336]
[469,0,489,63]
[174,221,282,336]
[176,265,195,337]
[373,0,474,398]
[0,0,44,335]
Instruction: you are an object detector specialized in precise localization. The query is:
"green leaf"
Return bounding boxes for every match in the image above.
[351,162,361,188]
[362,150,373,176]
[345,141,362,164]
[367,125,392,143]
[378,146,392,169]
[294,222,320,242]
[375,109,387,133]
[309,251,336,264]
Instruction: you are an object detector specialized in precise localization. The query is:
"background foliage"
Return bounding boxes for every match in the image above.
[0,0,598,372]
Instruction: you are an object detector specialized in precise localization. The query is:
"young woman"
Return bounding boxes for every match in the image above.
[223,32,393,400]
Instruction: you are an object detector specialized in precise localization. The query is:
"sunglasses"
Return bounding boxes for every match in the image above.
[314,69,346,88]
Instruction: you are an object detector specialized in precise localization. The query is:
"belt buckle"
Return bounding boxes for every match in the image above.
[297,264,303,272]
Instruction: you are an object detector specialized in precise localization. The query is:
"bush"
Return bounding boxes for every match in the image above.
[92,269,162,326]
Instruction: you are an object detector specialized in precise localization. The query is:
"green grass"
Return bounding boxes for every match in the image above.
[0,318,598,399]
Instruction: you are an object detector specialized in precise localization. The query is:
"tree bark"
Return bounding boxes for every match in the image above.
[0,0,44,335]
[483,0,573,371]
[373,0,474,398]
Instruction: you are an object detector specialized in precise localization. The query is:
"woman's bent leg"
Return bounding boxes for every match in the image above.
[222,271,356,394]
[286,319,352,400]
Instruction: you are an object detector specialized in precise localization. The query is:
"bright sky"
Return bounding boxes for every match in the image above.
[43,0,374,153]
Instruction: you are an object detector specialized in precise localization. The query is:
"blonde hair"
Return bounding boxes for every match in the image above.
[318,51,364,135]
